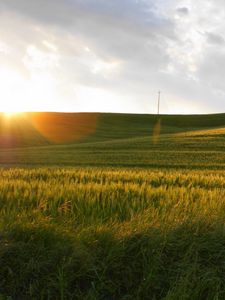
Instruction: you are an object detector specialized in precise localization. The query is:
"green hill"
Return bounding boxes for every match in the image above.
[1,112,225,168]
[1,112,225,147]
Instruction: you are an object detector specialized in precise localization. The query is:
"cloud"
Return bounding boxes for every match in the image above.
[0,0,225,114]
[206,32,225,45]
[176,7,189,16]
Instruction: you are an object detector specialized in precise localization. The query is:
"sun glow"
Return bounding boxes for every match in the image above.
[0,66,35,113]
[3,111,22,119]
[0,65,59,113]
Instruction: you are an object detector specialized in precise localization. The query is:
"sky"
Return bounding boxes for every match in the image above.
[0,0,225,114]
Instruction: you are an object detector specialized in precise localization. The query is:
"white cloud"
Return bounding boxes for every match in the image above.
[0,0,225,113]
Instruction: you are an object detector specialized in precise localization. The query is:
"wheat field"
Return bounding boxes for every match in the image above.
[1,168,225,299]
[2,113,225,299]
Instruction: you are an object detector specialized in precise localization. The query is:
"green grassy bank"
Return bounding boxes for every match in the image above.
[1,112,225,168]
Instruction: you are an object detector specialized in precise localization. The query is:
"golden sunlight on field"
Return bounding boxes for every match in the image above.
[0,112,98,147]
[30,113,98,143]
[3,111,21,118]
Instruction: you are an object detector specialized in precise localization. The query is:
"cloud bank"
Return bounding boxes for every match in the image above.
[0,0,225,114]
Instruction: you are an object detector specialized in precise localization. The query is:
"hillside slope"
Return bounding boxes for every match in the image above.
[1,112,225,168]
[1,112,225,148]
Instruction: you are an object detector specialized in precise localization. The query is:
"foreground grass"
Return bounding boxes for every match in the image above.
[1,168,225,299]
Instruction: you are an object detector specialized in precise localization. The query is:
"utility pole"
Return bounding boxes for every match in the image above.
[157,91,161,115]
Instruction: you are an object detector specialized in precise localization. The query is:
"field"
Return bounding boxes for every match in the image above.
[1,112,225,169]
[1,113,225,299]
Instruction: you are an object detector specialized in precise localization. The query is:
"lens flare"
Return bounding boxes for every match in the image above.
[30,112,98,143]
[152,119,161,145]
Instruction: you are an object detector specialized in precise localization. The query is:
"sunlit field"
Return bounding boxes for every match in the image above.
[1,112,225,169]
[1,113,225,299]
[2,168,225,299]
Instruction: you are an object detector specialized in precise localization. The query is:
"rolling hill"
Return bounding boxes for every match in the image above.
[1,112,225,146]
[1,112,225,168]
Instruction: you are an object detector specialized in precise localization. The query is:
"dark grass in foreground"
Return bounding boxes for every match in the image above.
[1,168,225,299]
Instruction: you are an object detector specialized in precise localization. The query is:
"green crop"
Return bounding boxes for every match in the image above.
[1,112,225,299]
[1,168,225,299]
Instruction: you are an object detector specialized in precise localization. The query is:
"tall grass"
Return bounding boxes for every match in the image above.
[1,168,225,299]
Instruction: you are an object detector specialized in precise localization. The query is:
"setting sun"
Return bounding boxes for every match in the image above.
[3,111,21,118]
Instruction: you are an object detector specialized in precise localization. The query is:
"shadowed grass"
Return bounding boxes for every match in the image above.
[1,169,225,299]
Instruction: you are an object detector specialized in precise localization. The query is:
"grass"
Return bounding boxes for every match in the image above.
[1,112,225,168]
[1,168,225,299]
[1,112,225,299]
